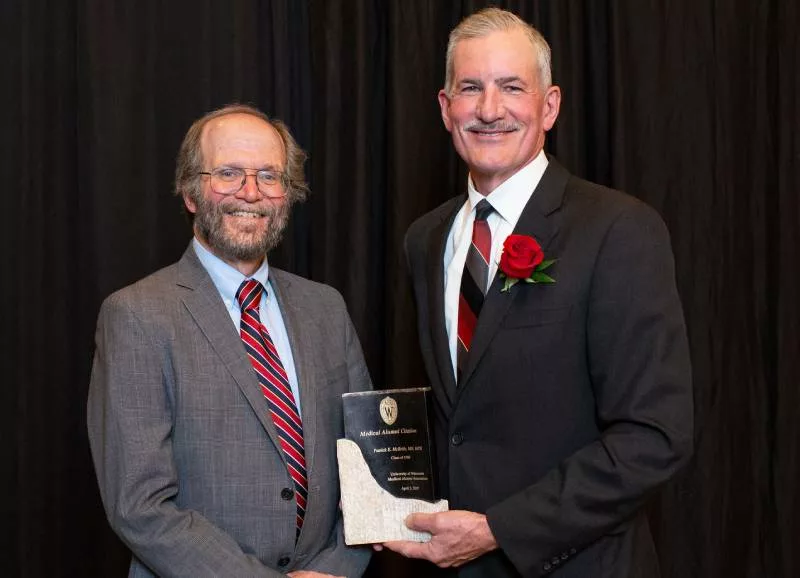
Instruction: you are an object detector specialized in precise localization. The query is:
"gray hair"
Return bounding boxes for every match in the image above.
[174,104,309,219]
[444,7,552,94]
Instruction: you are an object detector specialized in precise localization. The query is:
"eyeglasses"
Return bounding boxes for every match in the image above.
[198,167,289,198]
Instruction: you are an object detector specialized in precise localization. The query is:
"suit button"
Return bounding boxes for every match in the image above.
[281,487,294,500]
[561,552,569,560]
[543,562,552,571]
[570,547,577,555]
[551,557,560,565]
[278,556,291,567]
[451,433,463,446]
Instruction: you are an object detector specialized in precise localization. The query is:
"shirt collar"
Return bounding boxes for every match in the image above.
[192,237,270,305]
[466,150,549,223]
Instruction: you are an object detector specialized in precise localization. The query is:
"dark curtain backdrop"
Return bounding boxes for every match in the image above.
[2,1,797,577]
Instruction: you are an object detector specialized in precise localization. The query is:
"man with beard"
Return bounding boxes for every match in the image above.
[87,105,372,578]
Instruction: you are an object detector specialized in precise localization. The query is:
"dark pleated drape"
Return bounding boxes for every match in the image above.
[1,1,797,577]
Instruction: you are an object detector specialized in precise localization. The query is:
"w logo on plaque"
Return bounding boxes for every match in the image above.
[379,396,398,425]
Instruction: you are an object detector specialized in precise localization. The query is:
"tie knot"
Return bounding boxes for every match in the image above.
[474,199,494,222]
[236,279,264,311]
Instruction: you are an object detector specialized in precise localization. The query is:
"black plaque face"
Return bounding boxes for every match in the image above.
[342,388,437,501]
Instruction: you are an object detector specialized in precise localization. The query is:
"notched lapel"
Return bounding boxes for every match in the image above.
[457,159,570,394]
[268,272,319,483]
[426,201,463,407]
[500,156,570,258]
[176,247,285,454]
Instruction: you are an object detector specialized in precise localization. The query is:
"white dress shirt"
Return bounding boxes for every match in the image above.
[443,151,549,376]
[192,238,302,417]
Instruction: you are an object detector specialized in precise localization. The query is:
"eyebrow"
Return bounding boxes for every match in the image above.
[457,78,482,86]
[494,76,526,85]
[456,76,526,86]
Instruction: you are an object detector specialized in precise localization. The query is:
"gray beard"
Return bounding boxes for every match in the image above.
[193,194,290,263]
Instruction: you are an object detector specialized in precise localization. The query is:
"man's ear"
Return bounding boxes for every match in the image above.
[542,85,562,132]
[438,89,454,132]
[183,192,197,215]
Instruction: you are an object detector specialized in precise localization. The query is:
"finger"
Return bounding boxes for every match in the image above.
[382,540,427,559]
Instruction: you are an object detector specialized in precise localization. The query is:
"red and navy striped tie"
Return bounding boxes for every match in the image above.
[456,199,494,381]
[236,279,308,534]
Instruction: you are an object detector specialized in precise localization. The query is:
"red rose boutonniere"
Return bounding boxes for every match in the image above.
[498,234,556,292]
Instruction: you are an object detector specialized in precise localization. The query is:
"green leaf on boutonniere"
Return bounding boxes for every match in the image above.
[501,276,520,293]
[537,259,556,271]
[526,271,556,284]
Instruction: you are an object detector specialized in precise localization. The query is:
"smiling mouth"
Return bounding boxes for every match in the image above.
[226,210,266,219]
[471,129,514,136]
[467,129,518,141]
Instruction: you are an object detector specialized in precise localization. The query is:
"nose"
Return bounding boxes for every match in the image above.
[476,85,505,123]
[235,173,262,201]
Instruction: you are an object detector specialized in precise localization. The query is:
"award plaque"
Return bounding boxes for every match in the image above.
[337,387,448,545]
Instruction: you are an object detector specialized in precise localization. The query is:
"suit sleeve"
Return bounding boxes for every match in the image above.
[303,296,373,577]
[485,202,694,575]
[87,295,286,578]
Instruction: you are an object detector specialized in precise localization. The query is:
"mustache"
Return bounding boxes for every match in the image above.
[464,120,520,132]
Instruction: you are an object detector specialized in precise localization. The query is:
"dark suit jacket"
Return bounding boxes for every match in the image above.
[405,159,693,578]
[87,245,372,577]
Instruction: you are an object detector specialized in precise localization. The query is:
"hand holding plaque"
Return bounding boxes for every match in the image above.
[337,387,448,545]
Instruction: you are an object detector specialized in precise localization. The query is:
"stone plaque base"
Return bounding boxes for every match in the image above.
[337,439,449,545]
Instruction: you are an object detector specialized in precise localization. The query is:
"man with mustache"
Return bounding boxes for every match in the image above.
[384,8,693,577]
[88,105,372,578]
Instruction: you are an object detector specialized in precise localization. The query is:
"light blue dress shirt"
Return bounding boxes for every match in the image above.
[192,238,302,417]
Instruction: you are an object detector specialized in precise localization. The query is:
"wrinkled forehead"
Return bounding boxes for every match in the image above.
[451,29,540,85]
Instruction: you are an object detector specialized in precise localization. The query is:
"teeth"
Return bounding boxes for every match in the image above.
[228,211,262,218]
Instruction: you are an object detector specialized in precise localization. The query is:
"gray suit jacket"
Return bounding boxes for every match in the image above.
[87,245,372,577]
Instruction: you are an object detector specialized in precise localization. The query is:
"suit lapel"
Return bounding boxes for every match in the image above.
[427,198,464,407]
[267,270,319,483]
[176,245,284,454]
[457,159,570,393]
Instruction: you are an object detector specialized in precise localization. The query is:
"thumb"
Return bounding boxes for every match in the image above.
[404,512,436,532]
